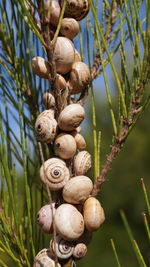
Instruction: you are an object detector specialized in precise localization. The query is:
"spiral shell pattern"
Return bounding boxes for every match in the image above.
[40,158,70,191]
[50,235,74,259]
[60,0,90,21]
[33,248,61,267]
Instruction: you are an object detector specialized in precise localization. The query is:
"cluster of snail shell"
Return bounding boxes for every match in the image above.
[32,1,105,266]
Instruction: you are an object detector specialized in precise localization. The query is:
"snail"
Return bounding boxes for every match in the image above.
[54,133,77,159]
[58,103,85,131]
[60,18,79,39]
[54,203,84,241]
[74,49,81,62]
[57,73,67,90]
[71,131,86,149]
[50,235,74,259]
[32,56,50,79]
[37,203,56,234]
[45,0,61,27]
[74,151,91,175]
[83,197,105,232]
[35,110,57,143]
[62,176,93,204]
[73,243,87,259]
[40,158,70,191]
[42,91,55,109]
[60,0,90,21]
[54,37,75,74]
[68,62,91,94]
[33,248,61,267]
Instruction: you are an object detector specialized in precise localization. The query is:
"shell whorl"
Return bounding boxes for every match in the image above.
[74,151,91,176]
[50,235,74,259]
[40,158,70,191]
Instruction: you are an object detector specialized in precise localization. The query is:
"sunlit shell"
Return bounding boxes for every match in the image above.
[54,133,77,159]
[60,0,90,21]
[74,151,91,175]
[37,203,56,234]
[60,18,79,39]
[32,56,50,79]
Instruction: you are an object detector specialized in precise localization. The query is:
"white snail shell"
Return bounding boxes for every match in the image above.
[42,91,55,109]
[60,0,90,21]
[83,197,105,232]
[71,132,86,149]
[50,235,74,259]
[74,151,91,176]
[33,248,61,267]
[45,0,61,27]
[73,243,87,259]
[32,57,50,79]
[54,203,84,241]
[54,37,75,74]
[68,62,91,94]
[58,104,85,131]
[40,158,70,191]
[54,133,77,159]
[60,18,79,39]
[74,49,81,62]
[35,110,57,143]
[37,203,56,234]
[63,176,93,204]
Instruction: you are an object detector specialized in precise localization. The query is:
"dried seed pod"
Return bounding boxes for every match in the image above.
[37,203,56,234]
[35,110,57,143]
[54,203,84,241]
[54,37,75,74]
[71,132,86,149]
[33,248,61,267]
[54,133,77,159]
[74,151,91,176]
[32,56,50,79]
[43,91,55,109]
[74,49,81,62]
[45,0,61,27]
[50,235,74,259]
[58,104,85,131]
[40,158,70,191]
[68,62,91,94]
[63,176,93,204]
[60,0,90,21]
[73,243,87,259]
[83,197,105,232]
[60,18,79,39]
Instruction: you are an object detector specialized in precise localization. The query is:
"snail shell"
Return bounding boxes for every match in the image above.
[58,104,85,131]
[71,132,86,149]
[54,133,77,159]
[74,49,81,62]
[54,37,75,74]
[74,151,91,176]
[42,91,55,109]
[45,0,61,27]
[37,203,56,234]
[63,176,93,204]
[60,0,90,21]
[60,18,79,39]
[68,62,91,94]
[73,243,87,259]
[40,158,70,191]
[83,197,105,232]
[35,110,57,143]
[50,235,74,259]
[32,57,50,79]
[54,203,84,241]
[57,74,67,90]
[33,248,61,267]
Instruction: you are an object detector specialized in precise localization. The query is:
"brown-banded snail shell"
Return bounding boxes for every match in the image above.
[32,56,50,79]
[63,176,93,204]
[40,158,70,191]
[54,203,84,241]
[60,0,90,21]
[60,18,79,39]
[50,235,74,259]
[45,0,61,27]
[35,110,57,143]
[74,151,91,176]
[33,248,61,267]
[73,243,87,259]
[58,104,85,131]
[71,132,86,149]
[68,62,91,94]
[54,133,77,159]
[42,91,55,109]
[54,37,75,74]
[37,203,56,234]
[83,197,105,232]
